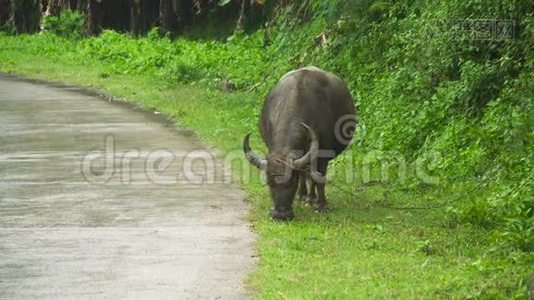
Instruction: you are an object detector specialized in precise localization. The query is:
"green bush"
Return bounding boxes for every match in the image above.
[42,9,85,39]
[0,24,17,35]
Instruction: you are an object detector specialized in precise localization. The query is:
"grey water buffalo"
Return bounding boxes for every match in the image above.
[243,66,356,220]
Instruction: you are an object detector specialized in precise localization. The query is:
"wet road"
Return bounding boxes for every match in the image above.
[0,74,255,299]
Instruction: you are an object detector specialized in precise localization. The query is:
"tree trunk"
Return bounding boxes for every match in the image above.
[44,0,70,17]
[12,0,41,33]
[76,0,88,11]
[160,0,181,33]
[235,0,246,32]
[130,0,141,35]
[0,0,12,28]
[100,0,129,32]
[130,0,158,36]
[83,0,100,35]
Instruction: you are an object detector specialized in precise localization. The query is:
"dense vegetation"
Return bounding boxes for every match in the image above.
[1,0,532,298]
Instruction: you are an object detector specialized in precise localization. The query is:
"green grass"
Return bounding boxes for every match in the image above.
[0,36,532,299]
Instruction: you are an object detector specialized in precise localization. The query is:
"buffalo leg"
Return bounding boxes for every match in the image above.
[315,182,329,212]
[306,179,316,205]
[297,172,307,202]
[314,161,329,212]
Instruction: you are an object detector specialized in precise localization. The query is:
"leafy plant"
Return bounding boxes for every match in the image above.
[42,9,85,39]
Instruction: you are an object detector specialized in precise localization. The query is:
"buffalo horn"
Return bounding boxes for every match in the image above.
[291,123,319,169]
[243,133,267,169]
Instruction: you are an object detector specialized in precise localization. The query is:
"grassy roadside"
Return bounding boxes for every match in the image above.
[1,38,532,298]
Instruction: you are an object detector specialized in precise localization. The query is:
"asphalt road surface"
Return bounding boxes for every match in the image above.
[0,73,255,299]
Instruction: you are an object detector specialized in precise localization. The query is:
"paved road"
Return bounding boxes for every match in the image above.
[0,74,255,299]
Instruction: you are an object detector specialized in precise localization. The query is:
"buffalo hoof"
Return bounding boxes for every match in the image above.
[303,195,317,206]
[314,204,330,213]
[270,208,294,221]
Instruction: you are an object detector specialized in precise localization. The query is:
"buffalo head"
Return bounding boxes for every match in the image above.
[243,123,318,220]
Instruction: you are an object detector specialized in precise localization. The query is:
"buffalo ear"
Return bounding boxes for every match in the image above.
[243,133,267,169]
